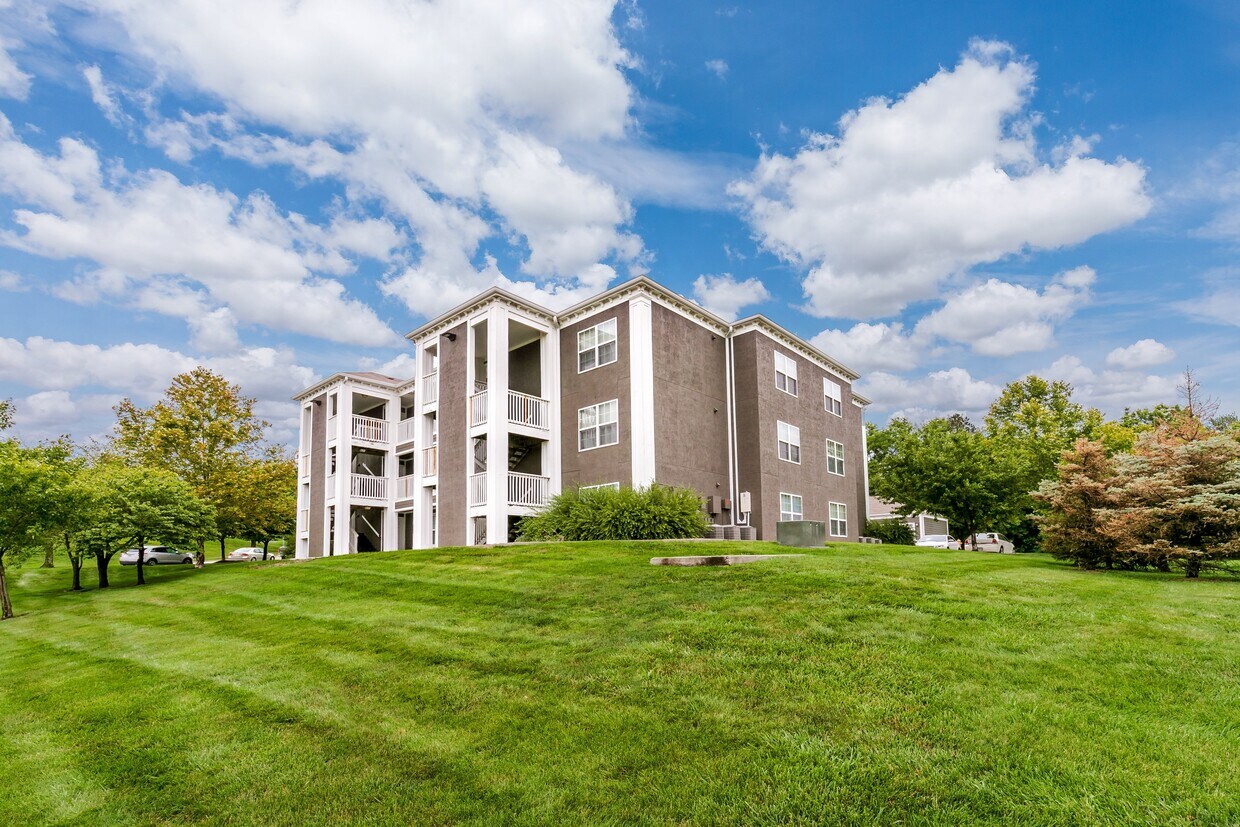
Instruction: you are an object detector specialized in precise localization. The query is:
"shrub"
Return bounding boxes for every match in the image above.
[863,519,915,546]
[518,484,710,541]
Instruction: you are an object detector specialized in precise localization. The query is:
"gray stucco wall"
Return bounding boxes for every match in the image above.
[560,305,631,488]
[307,392,327,557]
[732,331,865,541]
[437,324,468,546]
[651,303,730,505]
[508,340,541,397]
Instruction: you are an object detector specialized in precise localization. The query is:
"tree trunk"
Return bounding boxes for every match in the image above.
[41,537,55,568]
[0,555,12,620]
[219,535,227,561]
[262,539,270,560]
[70,558,82,590]
[1185,556,1201,579]
[136,541,146,586]
[96,553,111,588]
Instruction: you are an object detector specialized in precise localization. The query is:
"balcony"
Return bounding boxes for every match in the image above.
[351,415,389,445]
[299,453,310,478]
[423,373,438,406]
[350,473,388,500]
[422,445,438,477]
[298,509,309,533]
[469,389,550,431]
[396,417,416,444]
[396,475,416,499]
[326,473,336,496]
[468,472,551,508]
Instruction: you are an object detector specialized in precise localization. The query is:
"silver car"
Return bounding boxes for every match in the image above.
[969,533,1016,554]
[226,546,266,562]
[119,546,194,566]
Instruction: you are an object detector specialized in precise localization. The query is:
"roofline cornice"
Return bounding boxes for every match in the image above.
[731,315,862,384]
[405,287,555,343]
[292,373,409,403]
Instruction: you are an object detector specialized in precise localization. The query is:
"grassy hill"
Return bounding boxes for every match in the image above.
[1,542,1237,826]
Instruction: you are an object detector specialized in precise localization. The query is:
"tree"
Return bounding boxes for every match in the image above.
[113,368,267,559]
[0,441,65,619]
[1034,439,1119,569]
[0,398,13,431]
[238,452,298,557]
[985,377,1103,487]
[863,519,916,546]
[88,463,215,587]
[869,416,1025,549]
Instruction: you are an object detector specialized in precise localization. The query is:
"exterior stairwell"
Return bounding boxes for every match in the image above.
[351,511,382,552]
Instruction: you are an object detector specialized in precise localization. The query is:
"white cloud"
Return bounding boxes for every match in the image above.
[0,114,400,347]
[77,0,648,317]
[1174,270,1240,329]
[915,266,1094,356]
[82,65,128,126]
[730,39,1150,318]
[811,322,922,373]
[0,37,29,100]
[691,273,769,321]
[706,59,729,79]
[1044,355,1176,411]
[860,366,1001,418]
[1106,338,1175,370]
[0,269,22,290]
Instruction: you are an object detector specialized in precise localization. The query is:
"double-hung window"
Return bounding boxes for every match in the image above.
[578,319,617,372]
[826,439,845,476]
[775,351,798,396]
[824,378,843,416]
[780,493,803,522]
[777,421,800,464]
[829,502,848,537]
[578,400,619,451]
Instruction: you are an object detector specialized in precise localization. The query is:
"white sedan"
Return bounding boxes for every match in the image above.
[226,547,267,562]
[119,546,194,566]
[914,534,957,549]
[969,533,1016,554]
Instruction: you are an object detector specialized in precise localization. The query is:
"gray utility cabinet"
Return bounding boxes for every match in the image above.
[776,520,825,547]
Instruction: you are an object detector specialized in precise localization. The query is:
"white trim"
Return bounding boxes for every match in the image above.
[577,317,618,373]
[826,438,845,476]
[629,297,657,487]
[779,492,803,522]
[777,420,801,465]
[577,399,620,452]
[829,501,848,537]
[732,320,858,384]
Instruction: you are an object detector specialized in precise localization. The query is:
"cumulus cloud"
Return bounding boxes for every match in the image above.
[706,59,729,79]
[1044,355,1176,410]
[730,39,1150,318]
[0,114,401,347]
[75,0,648,317]
[811,322,922,373]
[860,366,1002,419]
[691,273,770,320]
[915,266,1095,356]
[1106,338,1175,370]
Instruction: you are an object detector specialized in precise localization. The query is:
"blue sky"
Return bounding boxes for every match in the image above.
[0,0,1237,444]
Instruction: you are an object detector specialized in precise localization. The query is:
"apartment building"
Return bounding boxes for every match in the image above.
[292,276,870,558]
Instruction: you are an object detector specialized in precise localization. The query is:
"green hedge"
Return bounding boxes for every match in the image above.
[863,518,916,546]
[518,484,710,541]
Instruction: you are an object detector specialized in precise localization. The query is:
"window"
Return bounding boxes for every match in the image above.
[777,420,800,464]
[829,502,848,537]
[578,318,618,372]
[824,378,843,416]
[826,439,845,476]
[578,400,619,451]
[774,351,798,396]
[780,493,803,522]
[582,481,621,491]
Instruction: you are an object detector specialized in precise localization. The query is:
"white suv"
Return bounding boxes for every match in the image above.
[969,533,1015,554]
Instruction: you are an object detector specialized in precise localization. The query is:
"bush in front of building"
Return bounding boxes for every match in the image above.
[518,484,710,542]
[863,519,915,546]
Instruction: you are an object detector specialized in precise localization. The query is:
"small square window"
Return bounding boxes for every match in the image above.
[829,502,848,537]
[578,400,619,451]
[780,493,803,522]
[578,319,618,373]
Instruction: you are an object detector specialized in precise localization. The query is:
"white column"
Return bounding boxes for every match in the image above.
[486,306,510,543]
[382,390,398,550]
[545,327,561,498]
[629,297,656,488]
[412,344,431,549]
[335,386,353,554]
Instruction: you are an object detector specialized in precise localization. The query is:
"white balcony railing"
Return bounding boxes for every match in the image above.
[350,473,388,500]
[469,472,487,506]
[422,446,438,477]
[508,472,550,507]
[470,389,488,427]
[397,417,417,444]
[351,415,389,444]
[507,390,549,430]
[396,475,416,499]
[423,373,438,406]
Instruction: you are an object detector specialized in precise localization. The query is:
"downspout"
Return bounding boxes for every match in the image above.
[724,331,736,526]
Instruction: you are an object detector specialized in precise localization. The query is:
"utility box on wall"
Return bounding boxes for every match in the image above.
[776,520,825,548]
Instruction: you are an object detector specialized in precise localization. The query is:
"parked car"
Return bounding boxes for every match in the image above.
[226,547,267,562]
[967,533,1016,554]
[914,534,957,549]
[119,546,194,566]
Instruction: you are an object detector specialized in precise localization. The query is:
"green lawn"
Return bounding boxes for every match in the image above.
[1,542,1237,826]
